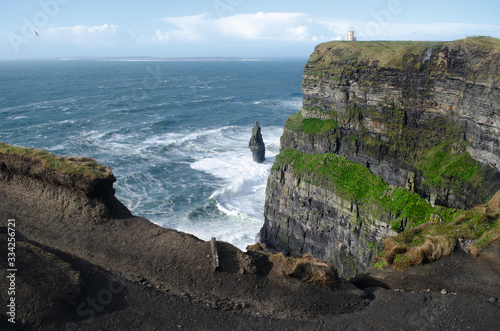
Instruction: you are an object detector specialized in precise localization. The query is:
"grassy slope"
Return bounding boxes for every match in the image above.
[0,141,112,180]
[308,40,441,69]
[383,190,500,269]
[285,111,338,135]
[275,148,500,268]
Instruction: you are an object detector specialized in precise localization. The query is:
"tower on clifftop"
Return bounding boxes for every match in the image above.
[345,31,356,41]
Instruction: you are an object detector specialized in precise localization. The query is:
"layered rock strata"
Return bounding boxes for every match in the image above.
[261,163,393,278]
[287,37,500,209]
[261,37,500,278]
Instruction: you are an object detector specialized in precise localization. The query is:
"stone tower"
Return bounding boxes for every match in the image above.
[345,31,356,41]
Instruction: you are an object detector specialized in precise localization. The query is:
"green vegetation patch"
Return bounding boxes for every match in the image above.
[284,111,303,131]
[274,149,462,228]
[0,141,112,180]
[418,141,481,186]
[300,118,339,135]
[411,140,496,205]
[285,111,338,136]
[384,190,500,268]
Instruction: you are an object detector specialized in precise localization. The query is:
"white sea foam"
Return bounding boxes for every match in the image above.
[140,124,283,250]
[1,60,304,252]
[184,125,284,250]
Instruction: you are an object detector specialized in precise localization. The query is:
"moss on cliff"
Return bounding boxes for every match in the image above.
[0,141,112,179]
[285,111,339,135]
[418,141,483,185]
[274,149,463,229]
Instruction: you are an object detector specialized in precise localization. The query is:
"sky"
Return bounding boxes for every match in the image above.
[1,0,500,60]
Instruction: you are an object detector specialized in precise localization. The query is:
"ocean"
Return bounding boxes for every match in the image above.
[0,59,305,250]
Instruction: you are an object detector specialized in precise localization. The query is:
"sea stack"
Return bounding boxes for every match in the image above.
[249,122,266,163]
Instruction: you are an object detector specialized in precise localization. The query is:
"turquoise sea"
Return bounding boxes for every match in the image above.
[0,59,304,249]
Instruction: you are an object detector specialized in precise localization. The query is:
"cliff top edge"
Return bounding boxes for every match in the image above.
[309,36,500,73]
[0,141,113,180]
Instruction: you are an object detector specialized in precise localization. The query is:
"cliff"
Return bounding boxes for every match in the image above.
[261,37,500,278]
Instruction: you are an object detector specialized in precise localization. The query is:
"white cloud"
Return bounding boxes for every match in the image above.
[47,24,118,36]
[216,12,310,41]
[157,12,325,43]
[154,13,500,48]
[154,29,170,42]
[161,14,211,41]
[41,24,120,45]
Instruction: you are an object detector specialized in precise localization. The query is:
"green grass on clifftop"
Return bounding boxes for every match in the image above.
[0,141,112,180]
[274,149,462,228]
[308,36,500,74]
[309,40,443,69]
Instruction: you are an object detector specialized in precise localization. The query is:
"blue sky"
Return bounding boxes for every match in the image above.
[1,0,499,59]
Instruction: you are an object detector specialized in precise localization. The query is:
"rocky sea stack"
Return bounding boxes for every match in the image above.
[248,122,266,163]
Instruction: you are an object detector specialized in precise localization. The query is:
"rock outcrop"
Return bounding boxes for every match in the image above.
[249,122,266,163]
[261,37,500,278]
[261,161,393,278]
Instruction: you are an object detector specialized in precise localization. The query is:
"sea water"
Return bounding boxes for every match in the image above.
[0,59,305,250]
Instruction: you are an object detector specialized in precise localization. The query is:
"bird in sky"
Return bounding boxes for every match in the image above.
[35,30,39,36]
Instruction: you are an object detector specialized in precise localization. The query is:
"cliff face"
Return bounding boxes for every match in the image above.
[261,37,500,278]
[262,163,392,278]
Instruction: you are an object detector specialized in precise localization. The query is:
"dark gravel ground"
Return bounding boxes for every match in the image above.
[1,232,499,331]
